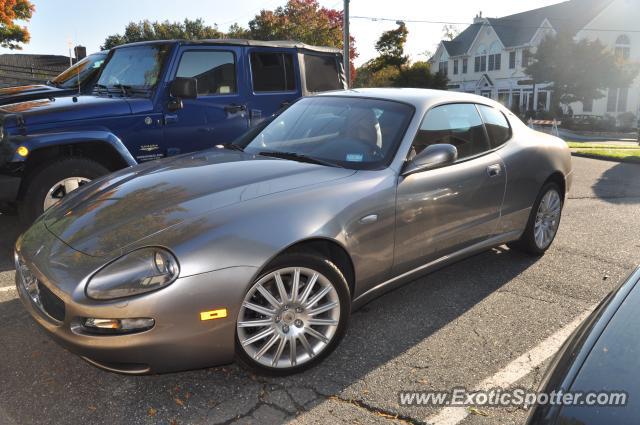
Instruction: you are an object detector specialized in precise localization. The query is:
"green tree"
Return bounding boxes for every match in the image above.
[101,18,223,50]
[355,24,445,90]
[371,22,408,72]
[525,33,639,112]
[394,61,448,89]
[0,0,35,49]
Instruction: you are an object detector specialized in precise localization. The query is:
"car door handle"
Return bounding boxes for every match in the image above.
[359,214,378,224]
[224,104,246,114]
[164,114,178,125]
[486,164,502,177]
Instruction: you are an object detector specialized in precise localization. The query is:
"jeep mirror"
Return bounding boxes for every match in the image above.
[170,77,198,100]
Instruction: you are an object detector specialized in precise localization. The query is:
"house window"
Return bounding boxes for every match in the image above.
[453,59,459,75]
[608,87,628,113]
[474,56,481,73]
[488,53,501,71]
[509,51,516,69]
[618,87,628,112]
[582,98,593,113]
[462,58,468,74]
[438,60,449,75]
[481,56,487,72]
[615,35,631,61]
[522,49,532,68]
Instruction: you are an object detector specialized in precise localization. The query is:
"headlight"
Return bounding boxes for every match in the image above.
[86,247,179,300]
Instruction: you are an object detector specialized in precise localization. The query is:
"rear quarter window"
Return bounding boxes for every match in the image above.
[304,54,343,92]
[477,104,512,148]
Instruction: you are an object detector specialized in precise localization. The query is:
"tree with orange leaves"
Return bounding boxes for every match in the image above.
[0,0,35,49]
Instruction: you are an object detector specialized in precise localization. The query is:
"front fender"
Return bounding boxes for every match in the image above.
[7,130,137,166]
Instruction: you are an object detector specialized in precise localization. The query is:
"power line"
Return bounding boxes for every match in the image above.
[350,15,640,33]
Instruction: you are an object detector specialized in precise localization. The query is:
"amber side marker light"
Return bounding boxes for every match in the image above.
[200,308,228,321]
[16,146,29,157]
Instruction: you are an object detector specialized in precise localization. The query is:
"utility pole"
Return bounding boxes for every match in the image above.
[343,0,350,87]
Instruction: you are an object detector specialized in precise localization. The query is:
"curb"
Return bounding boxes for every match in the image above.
[571,152,640,165]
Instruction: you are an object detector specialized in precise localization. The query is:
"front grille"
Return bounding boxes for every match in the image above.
[37,281,65,322]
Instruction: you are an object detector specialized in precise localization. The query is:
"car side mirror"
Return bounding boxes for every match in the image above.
[170,77,198,99]
[402,144,458,176]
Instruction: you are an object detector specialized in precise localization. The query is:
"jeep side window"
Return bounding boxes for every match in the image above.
[303,54,342,92]
[250,52,295,92]
[176,51,237,96]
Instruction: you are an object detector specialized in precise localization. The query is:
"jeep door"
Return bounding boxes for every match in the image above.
[393,103,507,274]
[163,45,249,155]
[244,48,302,127]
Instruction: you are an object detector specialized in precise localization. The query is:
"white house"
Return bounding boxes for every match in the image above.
[430,0,639,121]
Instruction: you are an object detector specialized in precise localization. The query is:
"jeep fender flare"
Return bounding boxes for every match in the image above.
[11,130,137,166]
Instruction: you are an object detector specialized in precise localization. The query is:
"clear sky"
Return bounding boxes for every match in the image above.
[1,0,564,66]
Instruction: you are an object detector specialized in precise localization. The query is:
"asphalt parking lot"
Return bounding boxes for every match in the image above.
[1,156,639,425]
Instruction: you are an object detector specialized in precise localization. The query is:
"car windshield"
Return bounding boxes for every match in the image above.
[50,53,107,89]
[242,96,414,170]
[95,44,171,97]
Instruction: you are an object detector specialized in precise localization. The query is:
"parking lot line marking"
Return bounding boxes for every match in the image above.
[0,285,15,292]
[427,305,598,425]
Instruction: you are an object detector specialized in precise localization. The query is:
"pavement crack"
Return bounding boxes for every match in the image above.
[329,395,426,425]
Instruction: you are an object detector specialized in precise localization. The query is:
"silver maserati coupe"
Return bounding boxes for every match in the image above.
[15,88,572,375]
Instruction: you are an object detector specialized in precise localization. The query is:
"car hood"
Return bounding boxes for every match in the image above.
[42,149,355,257]
[0,95,132,126]
[0,84,60,101]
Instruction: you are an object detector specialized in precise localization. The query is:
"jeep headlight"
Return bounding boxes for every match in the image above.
[86,247,179,300]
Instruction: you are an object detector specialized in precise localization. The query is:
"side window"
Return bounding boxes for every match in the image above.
[477,105,512,148]
[304,54,342,92]
[176,50,236,95]
[250,52,295,92]
[411,104,491,161]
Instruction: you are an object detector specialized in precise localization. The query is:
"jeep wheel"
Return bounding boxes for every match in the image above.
[20,157,109,224]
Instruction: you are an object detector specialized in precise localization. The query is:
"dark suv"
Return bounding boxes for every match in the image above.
[0,39,345,221]
[0,51,108,106]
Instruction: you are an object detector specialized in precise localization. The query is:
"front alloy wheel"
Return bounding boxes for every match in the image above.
[533,188,562,250]
[236,254,349,375]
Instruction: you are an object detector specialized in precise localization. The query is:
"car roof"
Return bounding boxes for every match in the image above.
[317,88,504,110]
[112,39,341,54]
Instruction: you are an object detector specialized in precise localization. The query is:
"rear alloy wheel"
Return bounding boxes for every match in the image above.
[20,157,109,224]
[236,254,350,375]
[508,182,563,255]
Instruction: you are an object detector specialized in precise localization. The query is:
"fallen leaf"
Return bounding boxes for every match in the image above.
[468,406,489,417]
[175,398,185,407]
[87,405,97,412]
[147,407,157,417]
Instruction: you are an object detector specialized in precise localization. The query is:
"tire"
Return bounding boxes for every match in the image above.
[19,157,110,224]
[235,253,351,376]
[508,182,563,256]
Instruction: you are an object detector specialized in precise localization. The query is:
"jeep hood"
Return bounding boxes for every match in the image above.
[0,95,132,126]
[42,149,355,257]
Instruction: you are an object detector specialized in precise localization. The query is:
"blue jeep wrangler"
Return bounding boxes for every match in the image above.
[0,39,345,221]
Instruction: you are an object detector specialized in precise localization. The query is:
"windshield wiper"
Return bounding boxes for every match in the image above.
[94,84,108,95]
[258,151,342,168]
[111,84,132,97]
